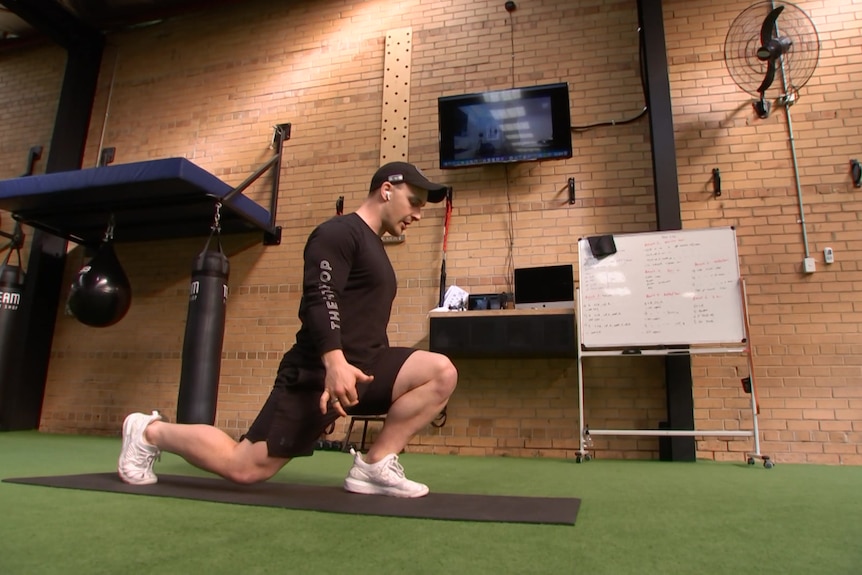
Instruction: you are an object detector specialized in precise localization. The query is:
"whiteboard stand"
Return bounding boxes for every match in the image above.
[574,228,772,468]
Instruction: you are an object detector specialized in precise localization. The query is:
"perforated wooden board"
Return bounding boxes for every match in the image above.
[380,27,412,163]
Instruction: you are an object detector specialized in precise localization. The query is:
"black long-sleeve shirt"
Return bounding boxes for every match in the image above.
[278,213,396,375]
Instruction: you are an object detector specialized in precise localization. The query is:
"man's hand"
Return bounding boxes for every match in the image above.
[319,350,374,416]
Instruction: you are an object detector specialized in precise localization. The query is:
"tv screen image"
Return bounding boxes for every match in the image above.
[438,83,572,169]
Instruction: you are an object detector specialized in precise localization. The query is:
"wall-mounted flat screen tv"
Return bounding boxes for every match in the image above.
[437,82,572,169]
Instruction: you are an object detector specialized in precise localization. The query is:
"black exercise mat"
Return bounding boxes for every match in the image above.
[3,473,580,525]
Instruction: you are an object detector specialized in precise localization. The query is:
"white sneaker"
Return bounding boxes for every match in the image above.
[343,447,429,498]
[118,411,163,485]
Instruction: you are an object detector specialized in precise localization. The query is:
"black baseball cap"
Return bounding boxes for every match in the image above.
[369,162,448,203]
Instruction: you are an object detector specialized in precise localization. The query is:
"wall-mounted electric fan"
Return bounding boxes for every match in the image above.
[724,1,820,118]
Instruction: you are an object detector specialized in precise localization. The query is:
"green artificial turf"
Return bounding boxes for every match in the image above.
[1,431,860,575]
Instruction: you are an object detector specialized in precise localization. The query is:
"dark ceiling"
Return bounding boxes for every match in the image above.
[0,0,240,47]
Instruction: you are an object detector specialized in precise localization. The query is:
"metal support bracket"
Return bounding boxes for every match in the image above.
[223,122,291,245]
[21,145,43,177]
[98,147,116,167]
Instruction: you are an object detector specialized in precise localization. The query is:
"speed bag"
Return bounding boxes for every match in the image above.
[176,248,230,425]
[67,241,132,328]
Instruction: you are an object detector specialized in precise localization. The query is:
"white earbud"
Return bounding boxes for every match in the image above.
[384,191,392,201]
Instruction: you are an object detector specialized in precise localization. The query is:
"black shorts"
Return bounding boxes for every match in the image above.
[242,347,417,458]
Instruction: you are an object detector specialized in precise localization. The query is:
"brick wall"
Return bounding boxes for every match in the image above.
[0,42,64,259]
[665,0,862,464]
[0,0,859,464]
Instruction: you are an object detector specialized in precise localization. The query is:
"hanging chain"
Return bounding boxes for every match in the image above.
[102,214,116,243]
[212,201,223,234]
[205,201,225,254]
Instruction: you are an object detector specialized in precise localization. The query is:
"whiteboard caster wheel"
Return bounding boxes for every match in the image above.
[576,455,583,463]
[763,459,774,469]
[585,454,592,461]
[747,457,755,466]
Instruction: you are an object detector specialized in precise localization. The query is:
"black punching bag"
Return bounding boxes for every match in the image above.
[0,262,25,410]
[176,247,229,424]
[67,240,132,327]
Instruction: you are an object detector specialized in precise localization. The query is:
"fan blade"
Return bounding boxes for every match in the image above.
[759,5,784,47]
[757,59,777,94]
[757,6,785,60]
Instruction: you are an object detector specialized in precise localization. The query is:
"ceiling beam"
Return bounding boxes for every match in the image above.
[2,0,99,49]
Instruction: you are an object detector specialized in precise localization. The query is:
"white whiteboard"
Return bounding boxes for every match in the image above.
[577,227,745,348]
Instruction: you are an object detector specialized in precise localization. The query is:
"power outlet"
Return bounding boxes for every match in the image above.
[803,257,816,274]
[824,247,834,264]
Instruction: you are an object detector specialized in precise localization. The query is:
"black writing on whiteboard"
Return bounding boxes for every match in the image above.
[578,229,745,347]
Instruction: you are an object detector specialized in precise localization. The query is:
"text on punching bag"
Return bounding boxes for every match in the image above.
[0,291,21,310]
[189,281,228,303]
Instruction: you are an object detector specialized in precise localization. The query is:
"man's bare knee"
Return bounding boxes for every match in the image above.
[222,441,287,484]
[432,355,458,400]
[391,351,458,406]
[224,466,278,485]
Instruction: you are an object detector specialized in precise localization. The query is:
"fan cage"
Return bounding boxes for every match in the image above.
[724,1,820,100]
